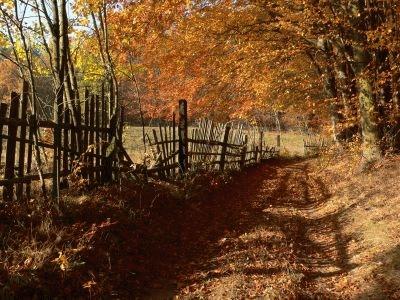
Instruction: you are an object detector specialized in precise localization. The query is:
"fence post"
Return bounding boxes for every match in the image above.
[255,146,259,163]
[178,99,188,174]
[26,115,34,198]
[95,95,101,181]
[172,112,176,175]
[81,89,89,180]
[60,109,70,189]
[70,94,77,165]
[103,114,116,183]
[88,94,95,183]
[159,124,170,177]
[277,134,281,148]
[3,92,20,200]
[240,135,248,170]
[101,87,107,183]
[52,82,64,200]
[153,128,166,179]
[0,103,9,174]
[16,83,29,200]
[220,125,231,171]
[52,122,61,200]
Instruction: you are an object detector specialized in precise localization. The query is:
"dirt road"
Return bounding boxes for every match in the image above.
[139,159,351,299]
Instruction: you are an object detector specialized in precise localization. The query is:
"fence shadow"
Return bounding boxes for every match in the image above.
[137,158,356,297]
[1,158,357,298]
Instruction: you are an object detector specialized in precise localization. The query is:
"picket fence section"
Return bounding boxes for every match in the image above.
[0,87,279,200]
[0,82,126,201]
[303,135,328,156]
[146,100,279,177]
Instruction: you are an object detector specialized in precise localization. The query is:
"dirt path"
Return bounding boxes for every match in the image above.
[138,159,352,299]
[4,157,399,298]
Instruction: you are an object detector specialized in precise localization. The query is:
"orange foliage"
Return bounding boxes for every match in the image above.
[104,0,324,121]
[0,60,20,101]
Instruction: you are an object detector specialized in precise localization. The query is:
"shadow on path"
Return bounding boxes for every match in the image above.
[140,158,356,298]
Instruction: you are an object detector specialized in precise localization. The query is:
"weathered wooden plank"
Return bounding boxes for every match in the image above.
[178,100,188,173]
[0,103,9,169]
[82,90,90,179]
[240,135,248,170]
[0,170,70,186]
[152,129,165,178]
[172,112,176,176]
[16,84,29,200]
[219,125,231,171]
[3,92,20,200]
[147,162,179,173]
[70,91,77,164]
[83,90,90,149]
[89,94,95,183]
[100,88,108,183]
[104,113,116,183]
[188,151,221,156]
[0,117,109,132]
[157,150,179,165]
[60,109,70,188]
[95,95,101,181]
[159,124,170,176]
[108,80,114,121]
[187,138,243,149]
[25,120,33,198]
[189,128,195,165]
[101,86,107,183]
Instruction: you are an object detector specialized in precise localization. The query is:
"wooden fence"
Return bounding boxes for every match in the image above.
[0,89,279,200]
[303,135,328,156]
[145,100,279,177]
[0,82,127,201]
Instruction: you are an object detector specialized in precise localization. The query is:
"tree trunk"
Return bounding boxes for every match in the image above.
[357,70,382,162]
[319,39,342,143]
[347,0,382,162]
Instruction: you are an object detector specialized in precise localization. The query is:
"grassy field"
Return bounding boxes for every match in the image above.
[123,126,306,163]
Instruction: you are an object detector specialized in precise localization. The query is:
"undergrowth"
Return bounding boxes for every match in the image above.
[1,151,399,299]
[0,169,233,298]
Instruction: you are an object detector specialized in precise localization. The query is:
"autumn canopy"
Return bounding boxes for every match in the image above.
[1,0,400,162]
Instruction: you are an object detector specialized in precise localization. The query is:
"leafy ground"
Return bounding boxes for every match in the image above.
[1,153,399,298]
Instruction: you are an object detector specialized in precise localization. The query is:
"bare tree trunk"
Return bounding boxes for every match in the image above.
[51,0,68,201]
[90,2,119,117]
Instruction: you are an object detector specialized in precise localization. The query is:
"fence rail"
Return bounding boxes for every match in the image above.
[145,100,279,177]
[0,87,280,200]
[303,135,328,156]
[0,82,126,201]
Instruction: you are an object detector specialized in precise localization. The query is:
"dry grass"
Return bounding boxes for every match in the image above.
[123,126,306,163]
[173,152,400,299]
[311,153,400,298]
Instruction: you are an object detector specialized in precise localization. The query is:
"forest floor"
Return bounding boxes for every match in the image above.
[1,154,400,299]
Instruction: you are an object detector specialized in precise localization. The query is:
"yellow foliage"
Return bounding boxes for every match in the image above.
[52,251,70,271]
